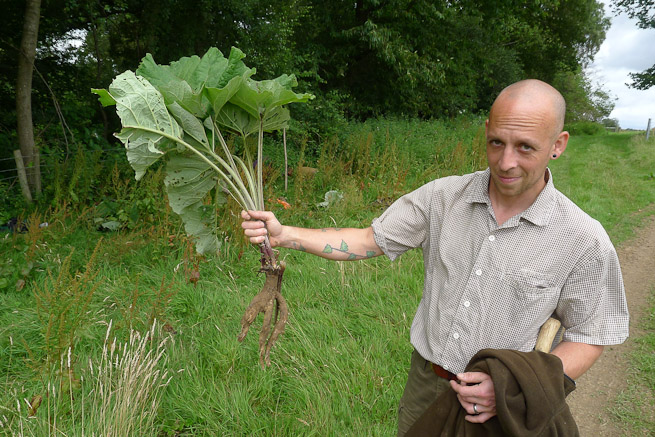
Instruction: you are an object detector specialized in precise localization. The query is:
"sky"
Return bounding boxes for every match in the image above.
[589,4,655,130]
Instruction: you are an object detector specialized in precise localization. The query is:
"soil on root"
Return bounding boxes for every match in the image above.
[237,260,288,368]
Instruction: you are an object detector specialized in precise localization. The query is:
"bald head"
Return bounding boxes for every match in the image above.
[491,80,566,140]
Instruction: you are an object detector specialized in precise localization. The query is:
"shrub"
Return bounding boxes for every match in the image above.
[564,121,607,136]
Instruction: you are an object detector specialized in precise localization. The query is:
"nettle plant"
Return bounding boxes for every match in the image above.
[93,47,313,367]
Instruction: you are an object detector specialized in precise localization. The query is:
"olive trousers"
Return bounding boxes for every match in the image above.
[397,349,452,436]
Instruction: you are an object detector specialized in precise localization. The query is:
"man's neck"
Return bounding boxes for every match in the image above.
[489,171,549,226]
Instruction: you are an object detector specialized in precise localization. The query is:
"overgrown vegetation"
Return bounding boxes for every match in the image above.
[615,289,655,434]
[2,0,617,184]
[1,121,654,434]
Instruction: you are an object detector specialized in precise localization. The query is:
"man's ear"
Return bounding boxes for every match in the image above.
[552,131,569,157]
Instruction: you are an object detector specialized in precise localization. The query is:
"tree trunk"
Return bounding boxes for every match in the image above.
[91,22,110,140]
[16,0,42,197]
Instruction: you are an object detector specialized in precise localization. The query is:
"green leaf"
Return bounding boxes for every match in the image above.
[137,47,255,118]
[261,107,291,133]
[167,102,210,152]
[169,46,253,91]
[340,240,348,251]
[215,102,259,137]
[322,244,333,254]
[91,88,116,106]
[109,71,182,179]
[101,221,121,231]
[165,154,220,254]
[137,53,210,118]
[204,75,246,116]
[230,75,314,119]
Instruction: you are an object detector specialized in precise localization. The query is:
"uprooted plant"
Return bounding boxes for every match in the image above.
[92,47,313,367]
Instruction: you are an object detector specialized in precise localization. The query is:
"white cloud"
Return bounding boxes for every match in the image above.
[589,6,655,129]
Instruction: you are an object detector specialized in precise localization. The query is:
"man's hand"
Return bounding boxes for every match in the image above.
[450,372,497,423]
[241,210,284,247]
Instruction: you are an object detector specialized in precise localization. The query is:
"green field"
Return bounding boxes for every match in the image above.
[1,122,654,435]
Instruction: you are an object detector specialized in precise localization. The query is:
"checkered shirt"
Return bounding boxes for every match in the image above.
[371,168,629,374]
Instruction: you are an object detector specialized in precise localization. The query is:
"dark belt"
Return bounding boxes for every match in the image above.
[431,362,458,381]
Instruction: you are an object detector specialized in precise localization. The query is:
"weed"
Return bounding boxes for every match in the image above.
[1,321,173,436]
[33,239,102,364]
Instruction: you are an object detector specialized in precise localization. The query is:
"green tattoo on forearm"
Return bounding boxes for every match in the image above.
[291,241,307,252]
[322,240,376,259]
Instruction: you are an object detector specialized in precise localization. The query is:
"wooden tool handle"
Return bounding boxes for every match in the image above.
[534,317,562,353]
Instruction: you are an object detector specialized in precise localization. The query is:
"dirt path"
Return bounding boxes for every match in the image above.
[567,215,655,436]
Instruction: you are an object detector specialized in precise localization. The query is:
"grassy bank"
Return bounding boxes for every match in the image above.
[0,123,654,435]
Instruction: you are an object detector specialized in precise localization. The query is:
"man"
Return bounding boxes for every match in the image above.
[241,79,629,435]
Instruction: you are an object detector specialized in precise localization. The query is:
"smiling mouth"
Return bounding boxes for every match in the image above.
[498,175,520,184]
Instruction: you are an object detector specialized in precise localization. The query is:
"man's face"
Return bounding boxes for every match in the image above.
[485,99,566,205]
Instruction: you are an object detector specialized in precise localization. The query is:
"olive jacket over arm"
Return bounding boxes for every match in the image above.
[406,349,579,437]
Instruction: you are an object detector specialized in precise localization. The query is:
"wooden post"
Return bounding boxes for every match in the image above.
[13,149,32,203]
[647,118,651,140]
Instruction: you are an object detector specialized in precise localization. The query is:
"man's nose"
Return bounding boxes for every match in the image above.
[498,146,518,171]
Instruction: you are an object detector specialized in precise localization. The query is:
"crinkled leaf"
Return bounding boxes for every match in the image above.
[165,154,219,254]
[262,106,291,132]
[168,102,210,152]
[204,74,246,116]
[137,54,210,118]
[170,46,253,90]
[216,100,290,137]
[230,74,314,119]
[137,47,254,118]
[108,71,182,179]
[215,102,259,137]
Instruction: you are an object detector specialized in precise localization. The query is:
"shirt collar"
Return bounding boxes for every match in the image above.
[464,168,557,226]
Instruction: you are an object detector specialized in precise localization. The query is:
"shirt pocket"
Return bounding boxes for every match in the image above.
[505,269,558,300]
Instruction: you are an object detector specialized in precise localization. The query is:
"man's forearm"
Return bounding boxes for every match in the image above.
[550,341,604,380]
[274,226,383,261]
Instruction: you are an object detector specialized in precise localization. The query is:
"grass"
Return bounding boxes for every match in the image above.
[0,122,654,435]
[549,132,655,244]
[611,287,655,435]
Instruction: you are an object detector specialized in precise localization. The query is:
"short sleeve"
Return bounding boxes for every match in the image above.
[557,247,629,345]
[371,181,435,261]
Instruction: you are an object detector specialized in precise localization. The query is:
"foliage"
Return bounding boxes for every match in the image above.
[613,0,655,89]
[553,67,616,122]
[33,240,102,362]
[93,47,313,254]
[564,120,607,135]
[0,0,612,169]
[1,125,654,434]
[601,118,621,129]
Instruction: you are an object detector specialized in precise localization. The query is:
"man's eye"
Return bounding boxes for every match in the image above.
[489,139,502,146]
[520,144,533,151]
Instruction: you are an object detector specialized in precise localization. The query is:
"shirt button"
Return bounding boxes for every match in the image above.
[475,269,482,276]
[453,332,460,339]
[464,301,471,307]
[488,235,495,242]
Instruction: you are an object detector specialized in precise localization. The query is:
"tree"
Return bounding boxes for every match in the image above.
[16,0,42,197]
[613,0,655,89]
[552,68,616,122]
